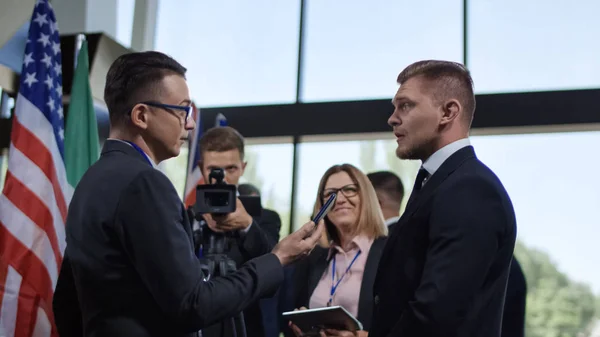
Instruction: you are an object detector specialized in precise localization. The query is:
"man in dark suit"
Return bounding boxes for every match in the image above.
[237,183,282,337]
[370,60,517,337]
[237,183,281,246]
[366,171,405,234]
[502,257,527,337]
[52,51,324,337]
[193,126,283,337]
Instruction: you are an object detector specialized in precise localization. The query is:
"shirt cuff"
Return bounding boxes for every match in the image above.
[239,220,253,235]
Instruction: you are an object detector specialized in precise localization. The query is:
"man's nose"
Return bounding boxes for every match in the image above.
[388,114,399,127]
[185,117,196,130]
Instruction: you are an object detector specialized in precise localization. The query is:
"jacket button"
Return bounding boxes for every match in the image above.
[374,295,380,305]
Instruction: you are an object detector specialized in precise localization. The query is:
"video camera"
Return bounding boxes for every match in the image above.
[195,168,262,217]
[190,168,263,257]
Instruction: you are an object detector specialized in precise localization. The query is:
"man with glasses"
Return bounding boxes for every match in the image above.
[52,51,325,337]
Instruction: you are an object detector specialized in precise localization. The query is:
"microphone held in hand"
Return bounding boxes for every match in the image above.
[272,220,325,266]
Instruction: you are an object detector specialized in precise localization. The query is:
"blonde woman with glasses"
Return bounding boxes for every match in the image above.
[286,164,388,337]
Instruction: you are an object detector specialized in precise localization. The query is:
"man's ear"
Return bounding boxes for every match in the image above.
[440,99,461,126]
[130,103,150,130]
[241,161,247,174]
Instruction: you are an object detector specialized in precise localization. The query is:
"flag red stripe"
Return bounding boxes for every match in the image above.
[0,222,55,331]
[2,171,63,270]
[11,118,67,223]
[0,259,8,312]
[14,281,39,337]
[184,176,204,207]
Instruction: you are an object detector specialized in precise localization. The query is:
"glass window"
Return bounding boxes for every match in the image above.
[468,0,600,93]
[116,0,135,48]
[155,0,301,107]
[301,0,463,102]
[294,130,600,335]
[470,130,600,336]
[240,141,294,238]
[294,136,420,230]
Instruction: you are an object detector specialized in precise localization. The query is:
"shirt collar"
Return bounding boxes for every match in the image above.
[385,216,401,227]
[422,138,471,176]
[327,235,373,260]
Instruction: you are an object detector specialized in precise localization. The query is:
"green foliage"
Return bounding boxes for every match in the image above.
[515,240,598,336]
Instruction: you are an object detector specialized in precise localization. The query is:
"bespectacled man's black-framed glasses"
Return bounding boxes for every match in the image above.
[138,101,193,124]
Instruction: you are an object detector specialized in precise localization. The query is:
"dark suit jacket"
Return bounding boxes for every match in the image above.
[501,258,527,337]
[282,237,387,336]
[52,140,283,337]
[201,207,281,337]
[255,208,283,337]
[257,208,282,243]
[371,146,517,337]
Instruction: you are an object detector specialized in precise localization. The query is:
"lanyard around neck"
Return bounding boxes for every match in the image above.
[328,250,361,306]
[124,141,152,167]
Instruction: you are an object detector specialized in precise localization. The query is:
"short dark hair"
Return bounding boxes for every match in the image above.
[238,183,260,196]
[397,60,476,126]
[198,126,245,160]
[104,51,187,125]
[367,171,404,205]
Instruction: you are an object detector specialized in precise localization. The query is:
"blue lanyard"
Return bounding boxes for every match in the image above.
[328,250,361,306]
[124,141,152,166]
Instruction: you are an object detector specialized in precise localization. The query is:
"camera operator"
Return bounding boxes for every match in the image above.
[52,51,325,337]
[196,127,281,337]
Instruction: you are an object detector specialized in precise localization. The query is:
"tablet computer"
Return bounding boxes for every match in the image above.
[282,306,363,336]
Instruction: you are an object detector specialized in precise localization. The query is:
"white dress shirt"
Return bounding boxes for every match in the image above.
[385,216,401,227]
[421,138,471,186]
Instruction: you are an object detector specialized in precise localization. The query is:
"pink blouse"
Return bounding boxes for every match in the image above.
[308,235,373,317]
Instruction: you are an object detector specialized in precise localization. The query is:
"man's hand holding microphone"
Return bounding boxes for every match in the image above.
[272,220,325,266]
[204,202,325,266]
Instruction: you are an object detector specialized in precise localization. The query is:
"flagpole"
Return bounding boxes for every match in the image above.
[74,33,86,70]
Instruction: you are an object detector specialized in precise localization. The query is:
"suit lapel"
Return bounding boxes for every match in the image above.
[180,205,195,248]
[376,146,476,279]
[357,237,386,325]
[307,248,330,299]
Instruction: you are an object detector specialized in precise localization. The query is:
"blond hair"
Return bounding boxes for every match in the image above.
[311,164,387,246]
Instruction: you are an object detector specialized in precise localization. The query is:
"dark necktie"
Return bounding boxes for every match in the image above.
[406,167,430,208]
[413,167,429,191]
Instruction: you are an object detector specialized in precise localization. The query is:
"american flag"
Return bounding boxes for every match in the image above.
[0,1,72,336]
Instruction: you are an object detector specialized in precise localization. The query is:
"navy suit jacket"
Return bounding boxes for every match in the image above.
[501,257,527,337]
[53,140,283,337]
[370,146,517,337]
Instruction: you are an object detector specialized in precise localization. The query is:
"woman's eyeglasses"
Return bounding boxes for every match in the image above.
[322,184,359,199]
